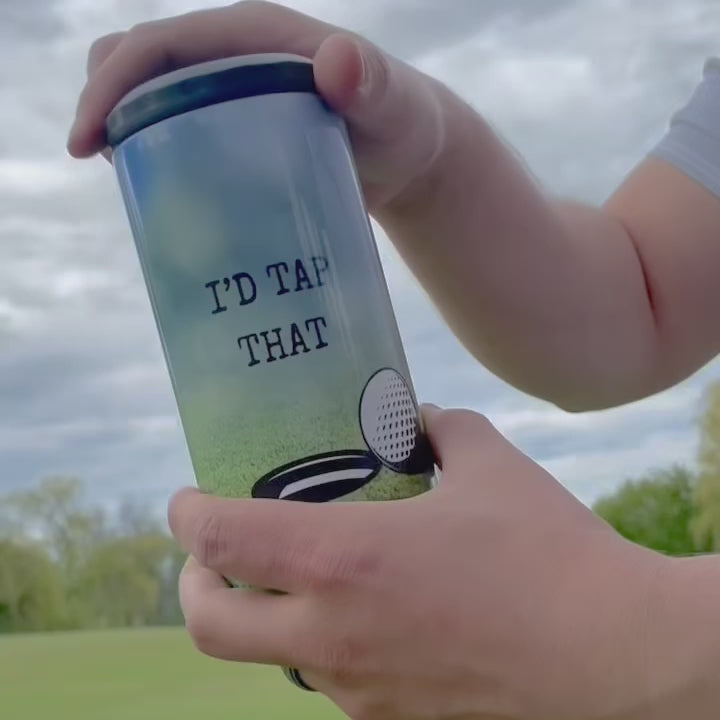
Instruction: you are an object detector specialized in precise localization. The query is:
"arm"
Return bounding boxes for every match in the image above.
[378,85,720,410]
[68,3,720,411]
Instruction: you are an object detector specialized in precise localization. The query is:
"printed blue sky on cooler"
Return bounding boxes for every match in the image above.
[1,0,718,512]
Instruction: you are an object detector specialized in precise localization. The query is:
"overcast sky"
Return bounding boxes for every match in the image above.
[2,0,719,514]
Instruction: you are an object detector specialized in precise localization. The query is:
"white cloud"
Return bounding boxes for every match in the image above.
[0,159,78,194]
[1,0,719,515]
[545,430,699,506]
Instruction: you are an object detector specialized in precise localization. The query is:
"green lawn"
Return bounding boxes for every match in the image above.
[0,628,344,719]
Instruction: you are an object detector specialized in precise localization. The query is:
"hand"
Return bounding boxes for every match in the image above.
[68,0,447,210]
[168,406,668,720]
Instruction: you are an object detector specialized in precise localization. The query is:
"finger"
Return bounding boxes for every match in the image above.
[421,405,513,477]
[168,488,359,593]
[67,2,337,157]
[86,32,126,77]
[83,33,126,167]
[179,556,310,666]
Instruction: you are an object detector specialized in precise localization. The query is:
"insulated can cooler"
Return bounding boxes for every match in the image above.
[107,54,435,514]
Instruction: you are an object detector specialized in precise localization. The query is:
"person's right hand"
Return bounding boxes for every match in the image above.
[68,0,449,211]
[167,406,685,720]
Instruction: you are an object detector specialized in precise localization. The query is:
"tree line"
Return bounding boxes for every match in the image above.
[2,381,719,634]
[0,477,185,633]
[593,382,720,554]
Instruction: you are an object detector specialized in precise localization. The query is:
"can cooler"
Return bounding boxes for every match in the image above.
[107,54,436,509]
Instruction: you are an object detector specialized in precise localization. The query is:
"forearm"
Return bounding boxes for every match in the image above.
[377,87,664,411]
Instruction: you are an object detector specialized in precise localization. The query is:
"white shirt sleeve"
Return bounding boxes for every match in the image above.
[651,58,720,198]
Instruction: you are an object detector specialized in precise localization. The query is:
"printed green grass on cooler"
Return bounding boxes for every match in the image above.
[0,628,343,720]
[181,388,431,501]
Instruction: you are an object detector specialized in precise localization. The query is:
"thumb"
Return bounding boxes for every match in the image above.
[313,33,445,203]
[421,405,510,476]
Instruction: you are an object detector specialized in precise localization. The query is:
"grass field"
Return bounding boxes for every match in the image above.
[0,628,344,719]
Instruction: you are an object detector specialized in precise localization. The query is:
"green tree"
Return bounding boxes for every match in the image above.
[5,476,107,575]
[115,498,164,537]
[0,539,67,632]
[72,534,181,628]
[693,381,720,549]
[593,465,707,556]
[0,477,186,632]
[151,542,186,627]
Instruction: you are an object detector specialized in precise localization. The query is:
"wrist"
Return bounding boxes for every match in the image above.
[554,540,671,720]
[641,553,720,720]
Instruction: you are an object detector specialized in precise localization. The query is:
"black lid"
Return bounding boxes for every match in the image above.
[106,54,316,148]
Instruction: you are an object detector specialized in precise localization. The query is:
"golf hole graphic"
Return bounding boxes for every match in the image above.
[251,367,429,502]
[251,450,380,502]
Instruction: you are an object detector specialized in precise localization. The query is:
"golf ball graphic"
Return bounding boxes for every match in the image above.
[360,368,423,473]
[252,368,432,503]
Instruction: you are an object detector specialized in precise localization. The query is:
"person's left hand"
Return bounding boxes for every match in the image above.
[168,406,667,720]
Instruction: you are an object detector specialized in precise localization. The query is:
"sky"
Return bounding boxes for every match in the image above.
[1,0,719,514]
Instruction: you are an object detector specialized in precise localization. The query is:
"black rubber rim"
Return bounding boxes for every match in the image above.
[107,60,317,148]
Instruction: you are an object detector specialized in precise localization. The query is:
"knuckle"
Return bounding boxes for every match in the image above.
[127,19,158,40]
[447,407,488,424]
[124,19,171,57]
[316,631,362,681]
[184,612,218,657]
[445,408,496,436]
[231,0,280,19]
[87,32,122,65]
[302,540,380,592]
[122,23,153,56]
[88,35,107,55]
[194,512,230,569]
[345,696,387,720]
[230,1,306,34]
[232,0,275,12]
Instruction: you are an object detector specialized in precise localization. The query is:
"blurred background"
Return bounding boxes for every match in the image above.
[2,1,719,718]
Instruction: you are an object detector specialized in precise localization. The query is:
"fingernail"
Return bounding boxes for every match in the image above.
[169,486,202,508]
[420,402,442,416]
[176,486,202,499]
